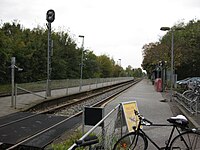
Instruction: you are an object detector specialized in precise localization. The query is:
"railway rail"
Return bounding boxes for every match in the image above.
[0,79,139,150]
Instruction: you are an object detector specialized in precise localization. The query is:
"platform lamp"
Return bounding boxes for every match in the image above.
[79,35,84,92]
[46,9,55,97]
[160,26,183,101]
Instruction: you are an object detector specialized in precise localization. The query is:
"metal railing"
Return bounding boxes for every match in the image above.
[16,77,133,93]
[68,104,128,150]
[11,77,134,108]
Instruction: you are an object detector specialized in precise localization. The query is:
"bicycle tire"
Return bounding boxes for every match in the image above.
[170,130,200,150]
[112,132,147,150]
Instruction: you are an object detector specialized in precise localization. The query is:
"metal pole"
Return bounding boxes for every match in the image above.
[120,105,123,138]
[46,22,52,97]
[66,79,69,95]
[11,57,15,107]
[82,107,85,135]
[102,108,105,149]
[14,84,17,109]
[163,62,166,91]
[170,31,174,101]
[80,46,83,91]
[79,36,84,92]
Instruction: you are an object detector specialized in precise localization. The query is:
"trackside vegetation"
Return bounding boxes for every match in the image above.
[0,21,144,85]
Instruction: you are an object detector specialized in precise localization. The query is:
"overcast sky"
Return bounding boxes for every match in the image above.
[1,0,200,69]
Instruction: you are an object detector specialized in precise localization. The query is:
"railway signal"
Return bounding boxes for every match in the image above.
[46,9,55,97]
[46,9,55,23]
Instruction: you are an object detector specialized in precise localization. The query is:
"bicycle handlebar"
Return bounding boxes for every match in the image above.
[134,110,153,125]
[142,117,153,125]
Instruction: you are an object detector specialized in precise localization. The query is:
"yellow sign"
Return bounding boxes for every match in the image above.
[121,101,139,132]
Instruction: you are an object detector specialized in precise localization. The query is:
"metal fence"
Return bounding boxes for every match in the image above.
[12,77,134,108]
[175,91,200,115]
[17,77,133,92]
[68,104,128,150]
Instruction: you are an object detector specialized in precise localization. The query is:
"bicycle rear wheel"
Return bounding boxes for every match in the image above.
[112,132,147,150]
[170,130,200,150]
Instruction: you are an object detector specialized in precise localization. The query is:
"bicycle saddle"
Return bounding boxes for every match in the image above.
[167,115,189,127]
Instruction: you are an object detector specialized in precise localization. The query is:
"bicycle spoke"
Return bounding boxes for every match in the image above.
[113,132,146,150]
[192,133,199,149]
[170,132,200,150]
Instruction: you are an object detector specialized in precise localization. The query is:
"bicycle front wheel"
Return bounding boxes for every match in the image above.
[113,132,147,150]
[170,130,200,150]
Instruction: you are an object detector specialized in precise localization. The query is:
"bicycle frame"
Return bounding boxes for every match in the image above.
[130,110,187,150]
[113,110,199,150]
[137,123,182,150]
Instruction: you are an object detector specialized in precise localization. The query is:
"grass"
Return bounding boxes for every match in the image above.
[50,130,84,150]
[0,84,11,95]
[50,130,101,150]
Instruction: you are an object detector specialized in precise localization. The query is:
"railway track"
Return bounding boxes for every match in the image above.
[0,79,139,149]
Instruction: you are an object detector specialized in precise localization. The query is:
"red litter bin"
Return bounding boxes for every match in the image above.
[154,78,162,92]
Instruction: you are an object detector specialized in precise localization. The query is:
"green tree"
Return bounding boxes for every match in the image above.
[133,68,143,77]
[125,65,134,77]
[83,50,99,78]
[142,19,200,79]
[97,54,114,78]
[0,21,130,85]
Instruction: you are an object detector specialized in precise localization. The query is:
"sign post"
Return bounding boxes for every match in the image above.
[11,57,16,107]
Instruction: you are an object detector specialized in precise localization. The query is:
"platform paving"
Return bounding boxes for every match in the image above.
[102,79,200,149]
[105,79,200,128]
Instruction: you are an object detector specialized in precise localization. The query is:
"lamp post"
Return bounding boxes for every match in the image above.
[160,27,174,101]
[79,35,84,92]
[160,26,183,101]
[118,59,121,77]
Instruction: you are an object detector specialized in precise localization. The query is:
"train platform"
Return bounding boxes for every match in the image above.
[103,79,200,129]
[101,79,200,149]
[0,81,116,117]
[0,79,199,130]
[66,79,200,149]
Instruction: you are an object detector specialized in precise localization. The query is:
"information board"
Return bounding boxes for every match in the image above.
[121,101,139,132]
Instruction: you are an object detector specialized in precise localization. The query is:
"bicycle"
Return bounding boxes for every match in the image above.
[113,110,200,150]
[182,82,200,113]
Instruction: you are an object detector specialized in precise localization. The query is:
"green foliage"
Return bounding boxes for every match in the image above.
[0,21,143,85]
[132,68,143,77]
[142,19,200,79]
[0,84,11,95]
[83,50,99,78]
[97,54,114,78]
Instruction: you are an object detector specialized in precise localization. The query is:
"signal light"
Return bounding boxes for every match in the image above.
[46,9,55,23]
